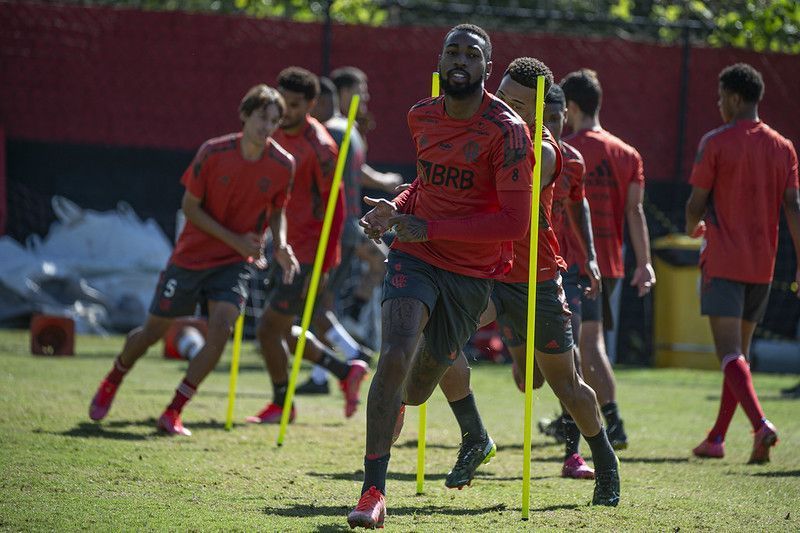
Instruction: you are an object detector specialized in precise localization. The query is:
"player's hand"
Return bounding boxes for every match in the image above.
[393,183,411,194]
[631,263,656,297]
[584,259,601,300]
[690,220,706,239]
[388,214,428,243]
[274,244,300,284]
[233,232,262,259]
[359,196,397,244]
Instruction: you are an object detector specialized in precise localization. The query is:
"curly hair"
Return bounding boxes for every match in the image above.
[719,63,764,103]
[446,23,492,61]
[277,66,320,101]
[503,57,553,94]
[560,68,602,116]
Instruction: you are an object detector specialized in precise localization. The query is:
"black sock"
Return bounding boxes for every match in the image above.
[272,381,288,407]
[449,393,487,444]
[601,401,621,428]
[584,427,617,472]
[362,454,390,495]
[563,411,580,458]
[318,349,350,380]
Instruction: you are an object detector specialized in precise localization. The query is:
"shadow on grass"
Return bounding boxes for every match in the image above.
[265,502,507,519]
[307,471,555,483]
[38,422,151,441]
[531,503,584,512]
[619,456,689,464]
[750,469,800,478]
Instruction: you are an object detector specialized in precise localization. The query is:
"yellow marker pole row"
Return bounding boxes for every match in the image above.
[276,94,360,446]
[416,71,439,496]
[521,75,546,520]
[224,313,245,431]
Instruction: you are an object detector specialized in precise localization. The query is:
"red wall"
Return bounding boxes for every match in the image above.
[2,2,799,181]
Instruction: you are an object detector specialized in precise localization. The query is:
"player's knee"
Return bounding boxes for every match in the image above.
[402,385,428,406]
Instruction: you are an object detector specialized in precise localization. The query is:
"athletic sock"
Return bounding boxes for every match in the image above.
[318,349,350,381]
[707,379,737,442]
[449,393,487,444]
[563,411,581,458]
[584,427,617,472]
[362,453,390,495]
[167,378,197,413]
[272,381,289,408]
[721,354,766,431]
[324,322,361,359]
[106,356,130,385]
[601,401,621,428]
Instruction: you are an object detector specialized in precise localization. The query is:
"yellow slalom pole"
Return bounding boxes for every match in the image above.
[521,76,545,520]
[224,312,245,431]
[276,94,360,446]
[416,71,439,496]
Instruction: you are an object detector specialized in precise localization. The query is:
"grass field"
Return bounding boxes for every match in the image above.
[1,329,799,531]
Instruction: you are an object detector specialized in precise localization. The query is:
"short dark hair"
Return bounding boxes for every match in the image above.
[719,63,764,103]
[545,84,565,108]
[503,57,553,95]
[330,66,367,93]
[277,66,320,101]
[319,76,337,97]
[560,69,602,116]
[239,84,285,118]
[446,23,492,61]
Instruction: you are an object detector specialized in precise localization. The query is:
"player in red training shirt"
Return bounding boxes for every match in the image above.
[347,25,535,528]
[88,85,299,435]
[561,68,656,449]
[430,58,619,506]
[247,67,369,425]
[686,63,800,463]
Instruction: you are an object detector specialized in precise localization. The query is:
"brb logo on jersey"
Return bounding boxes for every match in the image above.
[417,159,474,190]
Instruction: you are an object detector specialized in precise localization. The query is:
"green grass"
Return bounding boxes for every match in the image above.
[1,329,799,531]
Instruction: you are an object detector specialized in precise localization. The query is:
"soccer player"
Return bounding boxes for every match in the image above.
[88,84,299,435]
[347,25,536,529]
[433,58,619,503]
[686,63,800,463]
[560,68,656,449]
[247,67,368,425]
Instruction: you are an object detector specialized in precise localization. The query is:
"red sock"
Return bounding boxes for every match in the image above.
[707,379,737,442]
[721,354,765,431]
[167,379,197,413]
[105,356,130,385]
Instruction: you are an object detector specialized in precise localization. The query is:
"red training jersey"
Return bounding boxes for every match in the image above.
[172,133,295,270]
[565,127,644,278]
[394,91,533,279]
[273,116,344,272]
[690,119,799,284]
[504,127,567,283]
[551,141,588,273]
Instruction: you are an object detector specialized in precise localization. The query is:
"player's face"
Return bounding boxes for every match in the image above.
[717,84,736,123]
[311,93,334,123]
[544,102,566,141]
[278,88,315,131]
[439,31,491,99]
[341,80,370,116]
[240,103,282,146]
[496,75,535,127]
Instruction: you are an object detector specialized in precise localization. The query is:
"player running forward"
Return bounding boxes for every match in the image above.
[433,57,619,504]
[247,67,368,425]
[560,68,656,449]
[347,25,536,529]
[686,63,800,463]
[88,85,299,435]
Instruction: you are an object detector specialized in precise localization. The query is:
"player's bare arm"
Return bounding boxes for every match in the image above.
[181,190,260,259]
[626,181,656,296]
[782,187,800,297]
[361,163,404,192]
[566,196,601,298]
[685,185,711,238]
[268,208,300,284]
[539,141,557,190]
[388,214,428,243]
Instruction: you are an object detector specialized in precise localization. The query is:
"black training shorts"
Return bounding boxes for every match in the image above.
[149,261,251,317]
[700,274,770,323]
[382,250,492,365]
[581,276,619,330]
[492,276,574,355]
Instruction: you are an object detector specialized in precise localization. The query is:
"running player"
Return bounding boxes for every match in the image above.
[433,57,619,504]
[686,63,800,463]
[247,67,368,425]
[347,25,536,529]
[560,68,656,449]
[88,85,298,436]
